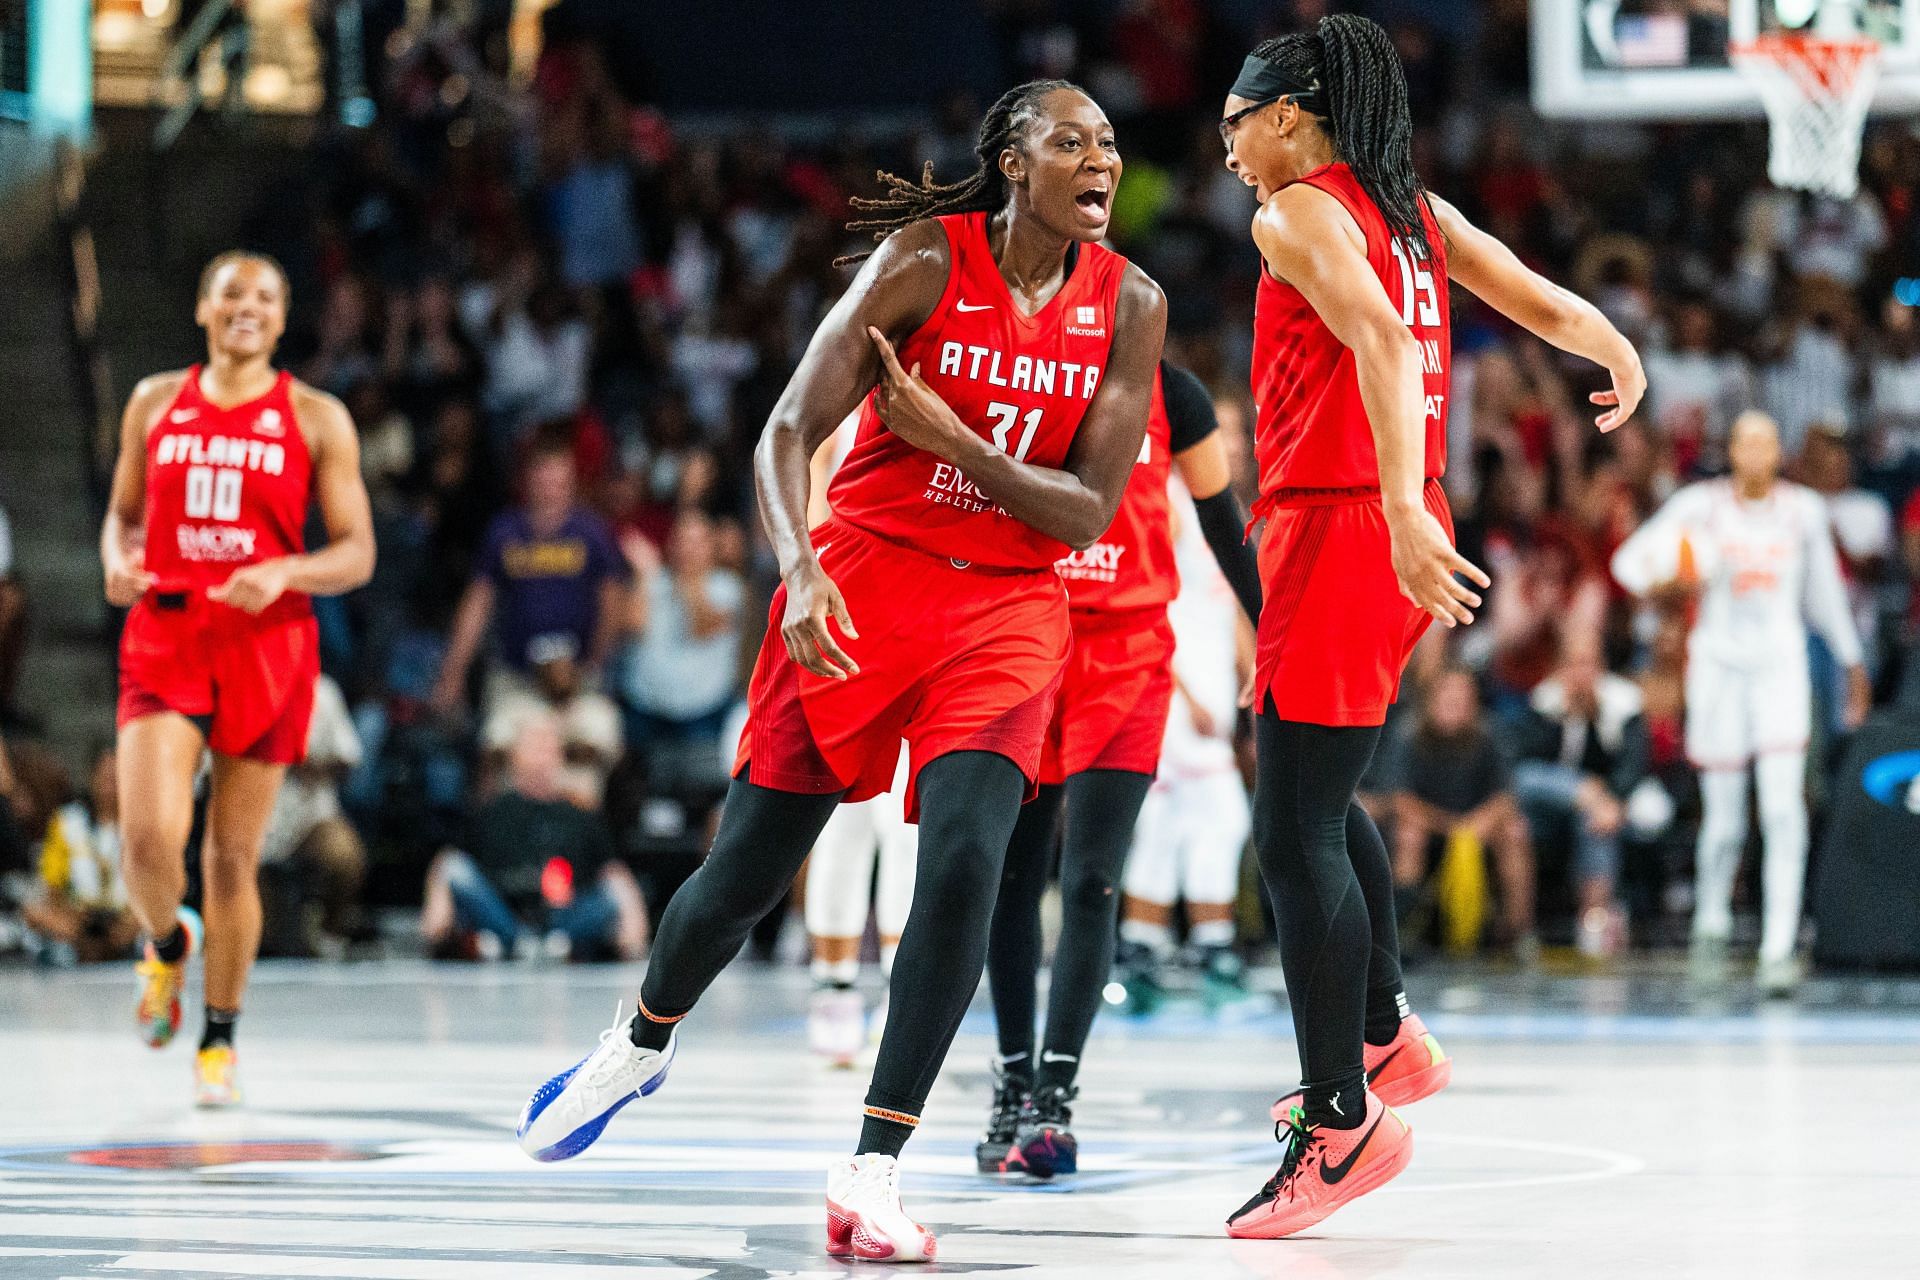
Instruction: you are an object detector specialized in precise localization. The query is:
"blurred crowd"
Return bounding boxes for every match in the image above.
[4,0,1920,969]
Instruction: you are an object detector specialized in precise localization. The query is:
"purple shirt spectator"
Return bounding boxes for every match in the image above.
[480,507,625,672]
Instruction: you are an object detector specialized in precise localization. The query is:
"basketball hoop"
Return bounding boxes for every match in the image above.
[1731,31,1882,199]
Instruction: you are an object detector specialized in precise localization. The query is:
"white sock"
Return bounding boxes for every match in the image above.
[1189,918,1235,948]
[1120,918,1173,956]
[812,956,858,987]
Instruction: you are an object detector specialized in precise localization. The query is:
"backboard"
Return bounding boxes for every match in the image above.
[1532,0,1920,119]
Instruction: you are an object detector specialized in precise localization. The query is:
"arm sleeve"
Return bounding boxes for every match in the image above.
[1192,490,1263,625]
[1160,361,1218,453]
[1802,494,1865,667]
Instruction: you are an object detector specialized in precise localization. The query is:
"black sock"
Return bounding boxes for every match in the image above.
[1302,1071,1367,1130]
[152,925,188,964]
[200,1006,238,1051]
[629,1007,676,1052]
[1365,988,1411,1047]
[1035,1053,1080,1096]
[857,1104,917,1159]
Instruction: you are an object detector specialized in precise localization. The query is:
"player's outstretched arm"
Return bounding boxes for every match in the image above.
[870,264,1167,550]
[753,220,947,679]
[1255,186,1486,628]
[208,387,376,615]
[1429,195,1645,433]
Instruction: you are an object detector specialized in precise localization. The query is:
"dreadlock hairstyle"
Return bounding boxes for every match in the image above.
[837,79,1086,267]
[1249,14,1432,261]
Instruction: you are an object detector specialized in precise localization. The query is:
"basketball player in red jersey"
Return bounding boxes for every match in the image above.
[517,81,1166,1262]
[979,359,1261,1179]
[1216,17,1644,1238]
[103,252,374,1107]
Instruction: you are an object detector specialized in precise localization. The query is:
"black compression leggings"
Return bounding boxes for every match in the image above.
[986,769,1153,1094]
[1252,713,1406,1128]
[637,751,1027,1151]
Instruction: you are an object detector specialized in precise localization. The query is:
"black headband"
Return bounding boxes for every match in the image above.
[1230,54,1323,114]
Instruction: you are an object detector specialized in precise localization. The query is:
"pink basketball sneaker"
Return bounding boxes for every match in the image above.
[827,1153,936,1262]
[1227,1093,1413,1240]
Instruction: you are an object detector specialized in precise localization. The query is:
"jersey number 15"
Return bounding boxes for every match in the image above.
[1389,239,1441,330]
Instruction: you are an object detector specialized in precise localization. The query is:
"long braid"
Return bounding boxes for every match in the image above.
[837,79,1082,266]
[1251,15,1432,261]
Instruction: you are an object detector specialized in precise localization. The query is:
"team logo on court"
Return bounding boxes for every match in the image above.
[255,407,286,437]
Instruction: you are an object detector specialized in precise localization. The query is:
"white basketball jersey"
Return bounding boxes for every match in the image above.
[1611,478,1862,671]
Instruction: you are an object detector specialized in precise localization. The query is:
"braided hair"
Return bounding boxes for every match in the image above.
[1250,14,1432,261]
[838,79,1085,266]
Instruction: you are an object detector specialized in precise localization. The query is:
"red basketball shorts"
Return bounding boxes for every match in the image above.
[734,519,1071,820]
[1038,607,1175,785]
[117,592,320,764]
[1252,479,1452,727]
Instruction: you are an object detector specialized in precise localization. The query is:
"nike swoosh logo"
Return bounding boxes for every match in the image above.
[1040,1051,1078,1064]
[1365,1045,1404,1084]
[955,300,992,312]
[169,409,199,423]
[1319,1115,1383,1185]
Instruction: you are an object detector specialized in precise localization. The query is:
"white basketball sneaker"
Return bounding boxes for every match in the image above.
[517,1003,675,1162]
[808,986,865,1067]
[826,1153,936,1262]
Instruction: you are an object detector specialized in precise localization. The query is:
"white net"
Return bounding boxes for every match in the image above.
[1732,33,1882,199]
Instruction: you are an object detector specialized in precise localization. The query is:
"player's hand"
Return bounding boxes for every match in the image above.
[780,559,859,681]
[869,327,962,459]
[104,548,155,607]
[1188,700,1218,739]
[1388,509,1489,628]
[1591,349,1647,433]
[1845,664,1872,731]
[208,558,293,615]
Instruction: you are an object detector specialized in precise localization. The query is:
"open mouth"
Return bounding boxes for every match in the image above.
[1074,186,1110,217]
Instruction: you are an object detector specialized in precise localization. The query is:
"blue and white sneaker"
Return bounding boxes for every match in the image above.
[516,1003,676,1162]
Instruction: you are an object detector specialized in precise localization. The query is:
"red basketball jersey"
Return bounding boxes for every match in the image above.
[829,211,1131,570]
[1056,366,1176,613]
[1251,163,1450,500]
[143,366,313,614]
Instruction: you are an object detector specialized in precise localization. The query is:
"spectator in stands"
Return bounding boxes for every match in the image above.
[420,711,645,961]
[1760,285,1860,456]
[481,652,624,806]
[0,501,24,728]
[21,745,136,965]
[1390,668,1537,958]
[1803,419,1896,670]
[432,428,628,724]
[1642,300,1753,471]
[618,509,746,752]
[1512,636,1650,958]
[1867,297,1920,450]
[464,251,592,446]
[258,675,368,959]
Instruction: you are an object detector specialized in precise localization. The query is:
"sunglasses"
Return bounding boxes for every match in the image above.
[1219,95,1283,151]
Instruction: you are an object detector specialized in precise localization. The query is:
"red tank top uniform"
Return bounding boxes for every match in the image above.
[1040,370,1180,783]
[738,212,1133,814]
[117,366,322,762]
[1249,164,1456,726]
